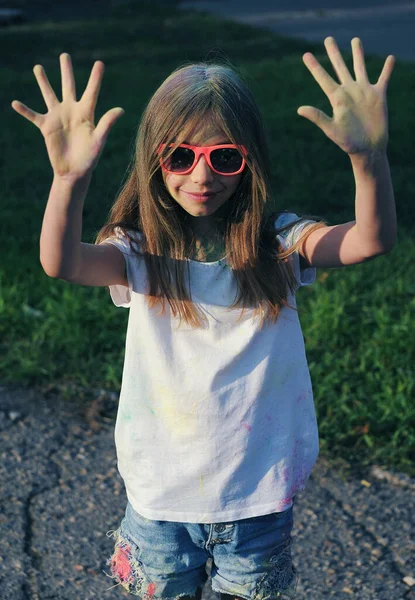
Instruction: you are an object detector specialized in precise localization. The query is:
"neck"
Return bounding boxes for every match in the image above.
[189,225,226,262]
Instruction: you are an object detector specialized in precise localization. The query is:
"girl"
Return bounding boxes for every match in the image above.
[11,37,396,599]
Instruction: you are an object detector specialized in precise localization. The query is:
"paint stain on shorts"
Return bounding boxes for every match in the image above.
[105,528,151,597]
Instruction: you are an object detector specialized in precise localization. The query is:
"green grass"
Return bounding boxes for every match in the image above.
[1,2,414,477]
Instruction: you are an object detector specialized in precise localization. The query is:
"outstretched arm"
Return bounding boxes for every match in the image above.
[297,37,397,269]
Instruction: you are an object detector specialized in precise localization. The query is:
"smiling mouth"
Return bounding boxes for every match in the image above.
[183,191,218,196]
[183,191,218,201]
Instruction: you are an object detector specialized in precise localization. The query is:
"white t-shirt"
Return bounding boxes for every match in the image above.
[101,212,319,523]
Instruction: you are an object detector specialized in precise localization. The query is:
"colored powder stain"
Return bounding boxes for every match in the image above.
[281,467,290,483]
[156,385,197,438]
[147,583,156,596]
[112,545,132,582]
[265,414,272,423]
[296,391,307,404]
[242,422,252,432]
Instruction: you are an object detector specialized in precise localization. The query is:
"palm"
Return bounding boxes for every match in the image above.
[298,37,395,155]
[42,108,99,177]
[11,53,124,180]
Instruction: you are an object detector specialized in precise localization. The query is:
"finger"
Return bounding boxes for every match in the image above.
[80,60,105,112]
[60,53,77,102]
[302,52,338,97]
[351,37,369,83]
[11,100,43,127]
[33,64,59,110]
[297,105,332,134]
[377,55,395,91]
[94,107,125,147]
[324,36,354,84]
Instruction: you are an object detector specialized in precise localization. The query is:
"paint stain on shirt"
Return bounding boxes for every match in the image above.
[155,384,199,438]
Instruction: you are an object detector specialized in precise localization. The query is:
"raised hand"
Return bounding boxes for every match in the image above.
[297,37,395,155]
[11,54,125,181]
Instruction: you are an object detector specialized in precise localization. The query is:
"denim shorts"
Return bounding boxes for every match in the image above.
[104,498,298,600]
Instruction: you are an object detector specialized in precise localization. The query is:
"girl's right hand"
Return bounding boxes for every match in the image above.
[11,53,125,182]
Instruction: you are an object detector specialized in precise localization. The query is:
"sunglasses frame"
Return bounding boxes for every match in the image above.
[157,143,248,176]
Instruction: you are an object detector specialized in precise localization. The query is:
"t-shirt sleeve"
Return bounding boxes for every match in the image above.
[275,212,317,287]
[98,226,140,308]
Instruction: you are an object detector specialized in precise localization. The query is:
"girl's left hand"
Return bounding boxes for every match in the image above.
[297,37,395,156]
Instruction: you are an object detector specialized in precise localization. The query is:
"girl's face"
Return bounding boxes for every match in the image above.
[161,123,243,224]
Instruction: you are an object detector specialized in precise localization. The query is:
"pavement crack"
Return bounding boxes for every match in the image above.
[317,476,412,577]
[21,445,65,599]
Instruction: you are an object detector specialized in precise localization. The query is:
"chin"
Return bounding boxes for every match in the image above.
[183,201,220,214]
[188,207,216,217]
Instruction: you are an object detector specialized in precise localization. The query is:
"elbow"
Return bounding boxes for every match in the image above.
[40,253,53,278]
[365,239,396,258]
[40,259,68,281]
[380,239,397,255]
[381,230,398,255]
[40,261,58,279]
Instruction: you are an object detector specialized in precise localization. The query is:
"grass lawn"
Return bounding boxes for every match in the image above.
[1,1,414,477]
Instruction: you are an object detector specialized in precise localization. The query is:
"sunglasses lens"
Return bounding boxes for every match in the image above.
[164,147,195,172]
[211,148,243,173]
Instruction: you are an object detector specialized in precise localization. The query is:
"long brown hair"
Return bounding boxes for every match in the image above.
[95,61,328,329]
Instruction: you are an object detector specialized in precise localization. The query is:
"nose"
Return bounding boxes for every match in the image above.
[190,154,214,184]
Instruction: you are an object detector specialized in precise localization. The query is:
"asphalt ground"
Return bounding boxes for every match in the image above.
[1,384,414,599]
[179,0,415,62]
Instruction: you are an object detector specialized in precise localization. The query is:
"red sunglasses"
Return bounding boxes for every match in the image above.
[157,143,247,176]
